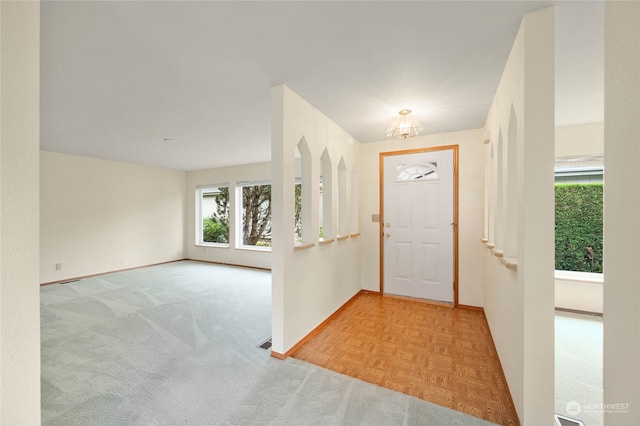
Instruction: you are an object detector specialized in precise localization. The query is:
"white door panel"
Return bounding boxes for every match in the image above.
[396,242,412,279]
[420,243,438,282]
[383,148,455,303]
[420,184,439,229]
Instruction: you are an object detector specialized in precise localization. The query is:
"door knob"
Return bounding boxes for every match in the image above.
[384,223,390,228]
[384,233,390,238]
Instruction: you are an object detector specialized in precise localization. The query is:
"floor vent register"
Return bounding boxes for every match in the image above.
[257,337,272,351]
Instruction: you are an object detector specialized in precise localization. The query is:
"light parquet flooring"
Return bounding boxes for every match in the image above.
[291,292,520,426]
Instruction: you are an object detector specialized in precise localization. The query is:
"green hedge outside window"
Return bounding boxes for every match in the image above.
[555,183,603,273]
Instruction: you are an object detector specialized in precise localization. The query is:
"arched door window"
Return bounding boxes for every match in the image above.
[396,163,439,181]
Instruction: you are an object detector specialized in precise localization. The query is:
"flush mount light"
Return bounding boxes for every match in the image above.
[385,109,424,139]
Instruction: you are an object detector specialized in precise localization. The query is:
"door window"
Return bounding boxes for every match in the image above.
[396,163,439,181]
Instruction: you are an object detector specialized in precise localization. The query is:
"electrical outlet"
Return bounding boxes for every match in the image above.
[55,263,62,271]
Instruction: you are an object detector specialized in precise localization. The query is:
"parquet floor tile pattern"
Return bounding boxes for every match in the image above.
[291,292,520,426]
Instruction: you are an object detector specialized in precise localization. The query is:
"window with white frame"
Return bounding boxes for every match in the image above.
[197,184,229,245]
[238,182,272,248]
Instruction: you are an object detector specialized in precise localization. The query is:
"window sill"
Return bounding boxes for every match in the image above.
[337,235,349,241]
[319,238,335,245]
[294,242,315,251]
[482,240,517,270]
[481,239,496,249]
[350,232,361,238]
[500,256,518,270]
[195,243,229,248]
[555,270,603,283]
[236,245,272,253]
[481,239,493,248]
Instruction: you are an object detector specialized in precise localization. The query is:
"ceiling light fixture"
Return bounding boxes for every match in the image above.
[385,109,424,139]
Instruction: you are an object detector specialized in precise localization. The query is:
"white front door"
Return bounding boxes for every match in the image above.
[382,147,456,303]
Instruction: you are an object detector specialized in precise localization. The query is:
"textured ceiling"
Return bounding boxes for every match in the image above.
[40,1,603,171]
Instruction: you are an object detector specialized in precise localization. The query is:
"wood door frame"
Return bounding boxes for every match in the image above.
[379,145,460,306]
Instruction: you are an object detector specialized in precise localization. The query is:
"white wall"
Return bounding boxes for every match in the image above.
[40,151,186,283]
[483,8,555,424]
[603,2,640,424]
[271,85,361,355]
[0,1,41,423]
[359,129,485,307]
[555,122,604,157]
[185,162,271,270]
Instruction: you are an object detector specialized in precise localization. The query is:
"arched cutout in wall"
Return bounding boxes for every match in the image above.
[320,149,333,240]
[350,165,359,234]
[488,141,496,244]
[505,106,518,258]
[337,157,348,237]
[483,136,490,241]
[296,137,312,244]
[496,130,505,250]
